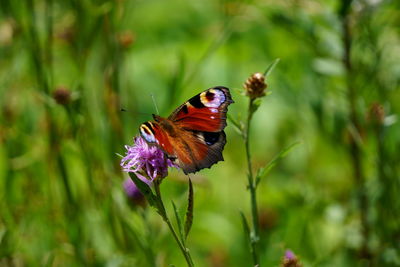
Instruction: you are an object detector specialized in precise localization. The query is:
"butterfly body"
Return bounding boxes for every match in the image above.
[139,86,233,174]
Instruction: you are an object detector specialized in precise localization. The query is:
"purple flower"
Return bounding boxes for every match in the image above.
[284,250,296,260]
[123,178,146,199]
[120,136,177,181]
[281,250,302,267]
[123,178,146,206]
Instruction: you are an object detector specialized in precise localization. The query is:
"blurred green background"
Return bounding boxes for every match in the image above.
[1,0,399,266]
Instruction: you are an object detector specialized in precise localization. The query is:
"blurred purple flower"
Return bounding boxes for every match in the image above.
[285,250,295,260]
[281,250,302,267]
[120,136,177,180]
[124,178,146,199]
[123,178,146,206]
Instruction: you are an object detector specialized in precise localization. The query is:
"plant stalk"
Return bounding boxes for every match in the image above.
[341,8,370,260]
[154,180,194,267]
[245,98,260,265]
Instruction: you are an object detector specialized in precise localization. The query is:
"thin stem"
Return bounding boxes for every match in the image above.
[245,98,260,265]
[341,7,370,260]
[154,180,194,267]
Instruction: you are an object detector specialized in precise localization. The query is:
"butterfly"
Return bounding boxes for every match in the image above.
[139,86,234,174]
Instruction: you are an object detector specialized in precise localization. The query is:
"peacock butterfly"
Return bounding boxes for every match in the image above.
[139,86,234,174]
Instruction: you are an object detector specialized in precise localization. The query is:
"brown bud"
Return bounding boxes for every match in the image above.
[53,87,71,105]
[282,257,302,267]
[367,102,384,125]
[244,72,267,99]
[118,31,135,49]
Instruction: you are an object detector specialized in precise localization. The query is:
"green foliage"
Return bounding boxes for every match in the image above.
[184,178,194,241]
[1,0,399,266]
[129,173,157,207]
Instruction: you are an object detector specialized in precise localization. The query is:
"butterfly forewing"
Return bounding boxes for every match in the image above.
[169,86,233,132]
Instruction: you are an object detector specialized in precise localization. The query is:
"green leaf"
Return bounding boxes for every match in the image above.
[250,99,262,115]
[227,113,244,137]
[263,58,280,77]
[172,201,184,242]
[255,141,301,185]
[128,172,157,207]
[240,211,251,244]
[184,178,194,240]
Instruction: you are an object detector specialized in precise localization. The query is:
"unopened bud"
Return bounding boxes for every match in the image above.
[118,31,135,49]
[367,102,384,125]
[244,72,267,99]
[53,87,71,106]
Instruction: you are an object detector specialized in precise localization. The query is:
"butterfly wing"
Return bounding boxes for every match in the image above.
[139,86,233,174]
[140,121,227,174]
[168,86,233,132]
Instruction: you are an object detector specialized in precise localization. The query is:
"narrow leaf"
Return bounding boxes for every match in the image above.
[256,141,301,185]
[172,201,184,242]
[240,211,251,244]
[250,99,262,115]
[128,172,157,207]
[184,178,194,240]
[227,113,244,137]
[263,58,280,77]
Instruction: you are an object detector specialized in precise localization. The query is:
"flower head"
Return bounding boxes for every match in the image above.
[244,72,267,99]
[281,250,302,267]
[121,136,176,181]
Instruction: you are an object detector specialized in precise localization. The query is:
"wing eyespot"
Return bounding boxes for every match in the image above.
[200,89,226,108]
[203,132,221,146]
[205,90,215,101]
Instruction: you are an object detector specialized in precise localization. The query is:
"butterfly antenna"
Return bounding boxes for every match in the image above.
[120,107,150,117]
[150,93,160,115]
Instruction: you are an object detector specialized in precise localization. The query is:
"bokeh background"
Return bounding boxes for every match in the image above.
[1,0,399,266]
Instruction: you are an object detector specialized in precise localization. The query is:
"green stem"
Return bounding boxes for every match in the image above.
[245,98,260,265]
[154,180,194,267]
[341,8,370,260]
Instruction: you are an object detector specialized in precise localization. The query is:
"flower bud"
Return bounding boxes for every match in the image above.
[53,87,71,106]
[244,72,267,99]
[118,31,135,49]
[367,102,384,125]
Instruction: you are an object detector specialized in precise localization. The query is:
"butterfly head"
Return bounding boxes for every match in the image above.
[152,114,162,122]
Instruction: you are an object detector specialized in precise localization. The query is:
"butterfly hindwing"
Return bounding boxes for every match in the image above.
[181,131,226,174]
